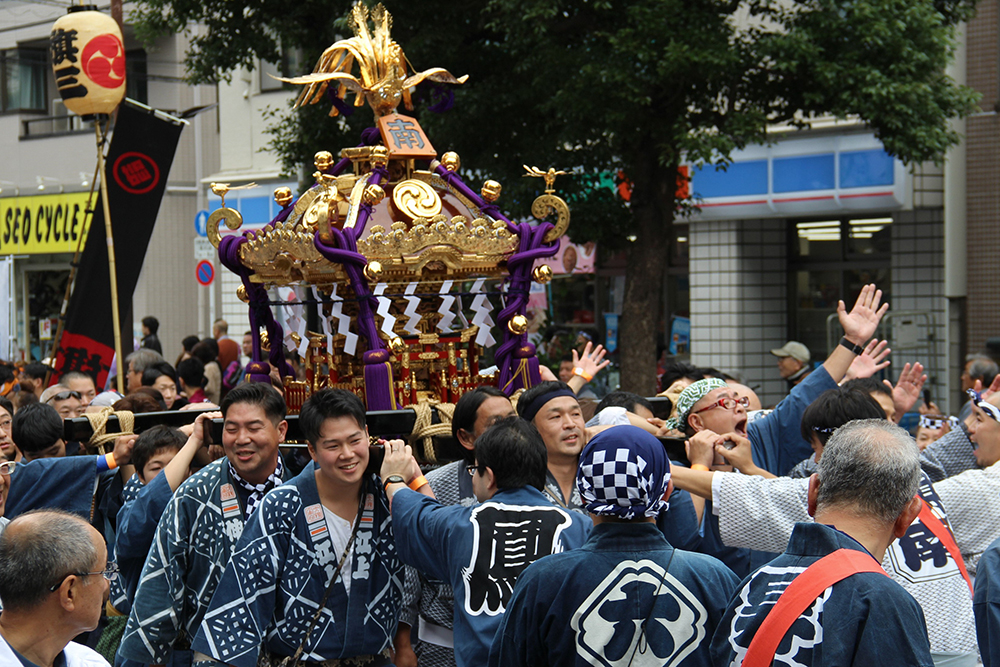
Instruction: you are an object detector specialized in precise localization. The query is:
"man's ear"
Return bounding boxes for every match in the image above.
[806,474,820,517]
[893,495,923,539]
[456,428,476,451]
[484,466,498,493]
[276,419,289,443]
[687,413,703,432]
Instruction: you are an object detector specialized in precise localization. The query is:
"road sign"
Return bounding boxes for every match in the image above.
[196,260,214,286]
[194,210,209,237]
[194,237,215,260]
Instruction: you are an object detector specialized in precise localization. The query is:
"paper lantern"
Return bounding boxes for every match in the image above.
[50,6,126,118]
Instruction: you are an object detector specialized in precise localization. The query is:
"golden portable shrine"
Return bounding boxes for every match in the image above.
[207,3,569,434]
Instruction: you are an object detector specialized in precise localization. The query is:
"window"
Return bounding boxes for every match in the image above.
[259,47,304,92]
[788,216,892,357]
[0,48,47,113]
[126,50,147,104]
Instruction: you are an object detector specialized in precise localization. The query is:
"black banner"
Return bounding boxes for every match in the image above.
[55,100,184,387]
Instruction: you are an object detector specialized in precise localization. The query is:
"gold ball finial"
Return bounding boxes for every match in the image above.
[236,284,249,303]
[370,146,390,167]
[441,152,461,172]
[363,184,386,205]
[507,314,529,335]
[259,330,271,351]
[481,180,502,203]
[532,265,554,285]
[364,260,384,282]
[314,151,334,171]
[389,336,405,354]
[273,187,293,208]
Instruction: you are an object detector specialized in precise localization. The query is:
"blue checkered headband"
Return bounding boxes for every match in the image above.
[968,389,1000,423]
[576,425,671,519]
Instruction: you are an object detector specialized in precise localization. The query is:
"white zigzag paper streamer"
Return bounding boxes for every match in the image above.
[329,283,358,356]
[403,282,421,335]
[437,280,456,332]
[469,278,496,347]
[374,283,397,340]
[312,286,335,355]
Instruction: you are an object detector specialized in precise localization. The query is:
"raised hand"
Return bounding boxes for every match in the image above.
[843,339,891,382]
[572,341,611,379]
[884,362,927,423]
[838,284,889,346]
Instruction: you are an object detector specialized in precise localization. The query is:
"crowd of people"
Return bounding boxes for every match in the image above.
[0,285,998,667]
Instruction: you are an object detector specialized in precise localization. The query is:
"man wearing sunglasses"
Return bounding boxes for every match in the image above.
[41,385,84,421]
[0,509,114,667]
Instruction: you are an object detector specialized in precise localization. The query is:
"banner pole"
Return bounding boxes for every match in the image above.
[96,119,125,394]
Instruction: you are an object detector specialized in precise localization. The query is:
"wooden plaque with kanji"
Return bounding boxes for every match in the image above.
[377,113,437,159]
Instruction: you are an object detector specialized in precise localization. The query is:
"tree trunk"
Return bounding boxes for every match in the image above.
[619,156,675,395]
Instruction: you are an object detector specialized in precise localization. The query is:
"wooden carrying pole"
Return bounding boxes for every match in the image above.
[96,119,125,394]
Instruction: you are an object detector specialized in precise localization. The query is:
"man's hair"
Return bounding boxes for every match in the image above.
[221,382,286,425]
[21,363,52,381]
[841,377,892,399]
[299,389,366,444]
[475,417,547,491]
[181,335,200,352]
[595,391,653,415]
[214,318,229,334]
[967,357,999,386]
[559,352,574,364]
[11,391,37,410]
[800,387,887,446]
[659,361,704,391]
[0,509,97,611]
[132,425,186,476]
[516,380,575,420]
[141,362,177,388]
[141,316,159,334]
[0,395,12,418]
[452,386,508,440]
[125,348,164,374]
[816,419,921,525]
[12,403,63,454]
[192,339,219,363]
[176,357,205,389]
[113,392,162,414]
[60,371,95,388]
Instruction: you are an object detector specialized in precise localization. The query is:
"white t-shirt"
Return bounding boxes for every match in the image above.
[323,507,355,596]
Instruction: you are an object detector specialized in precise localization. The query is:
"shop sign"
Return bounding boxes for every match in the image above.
[0,192,95,255]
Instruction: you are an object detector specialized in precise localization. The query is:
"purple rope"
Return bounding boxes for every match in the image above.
[496,222,561,390]
[434,165,520,235]
[219,235,294,378]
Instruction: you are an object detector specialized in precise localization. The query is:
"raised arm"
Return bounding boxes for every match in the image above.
[823,284,889,383]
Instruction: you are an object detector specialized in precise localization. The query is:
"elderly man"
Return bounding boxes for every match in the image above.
[385,417,590,667]
[710,420,933,666]
[674,387,979,663]
[119,382,289,666]
[771,340,812,388]
[125,349,164,393]
[0,509,115,667]
[491,426,738,667]
[403,386,515,666]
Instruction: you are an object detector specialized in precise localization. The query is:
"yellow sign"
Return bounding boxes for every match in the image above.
[0,192,95,255]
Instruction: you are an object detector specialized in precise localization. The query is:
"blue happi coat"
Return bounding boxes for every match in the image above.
[112,472,170,616]
[490,521,739,667]
[191,465,402,667]
[392,485,591,667]
[710,522,934,667]
[118,458,279,665]
[975,536,1000,667]
[6,455,104,519]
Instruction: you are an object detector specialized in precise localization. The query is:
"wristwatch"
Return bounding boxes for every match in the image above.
[839,337,865,356]
[383,475,406,491]
[573,367,594,382]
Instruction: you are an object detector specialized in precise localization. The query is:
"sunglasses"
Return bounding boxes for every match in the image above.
[47,390,81,403]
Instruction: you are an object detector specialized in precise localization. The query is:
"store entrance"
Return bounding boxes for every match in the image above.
[23,266,69,362]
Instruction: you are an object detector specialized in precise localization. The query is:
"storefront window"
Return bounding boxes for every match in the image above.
[789,216,891,357]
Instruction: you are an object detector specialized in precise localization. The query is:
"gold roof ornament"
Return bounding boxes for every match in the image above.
[276,3,468,117]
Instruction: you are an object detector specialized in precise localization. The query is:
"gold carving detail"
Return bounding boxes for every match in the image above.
[392,179,442,221]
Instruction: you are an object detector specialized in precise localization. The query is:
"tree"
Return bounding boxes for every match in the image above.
[132,0,979,394]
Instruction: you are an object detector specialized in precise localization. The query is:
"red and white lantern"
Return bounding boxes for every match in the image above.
[50,6,126,118]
